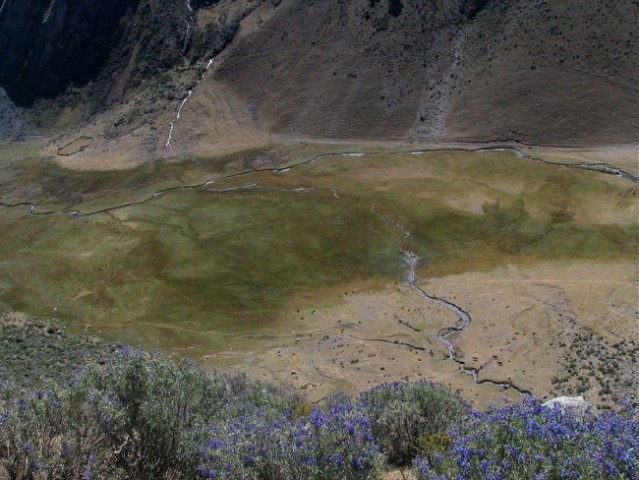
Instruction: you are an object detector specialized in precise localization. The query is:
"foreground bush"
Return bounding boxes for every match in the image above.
[1,348,637,479]
[416,397,639,480]
[0,348,302,480]
[357,380,469,466]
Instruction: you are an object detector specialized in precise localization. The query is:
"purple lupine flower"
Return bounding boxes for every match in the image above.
[61,442,71,458]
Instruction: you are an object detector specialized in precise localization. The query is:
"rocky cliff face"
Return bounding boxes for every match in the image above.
[0,0,139,107]
[0,0,266,140]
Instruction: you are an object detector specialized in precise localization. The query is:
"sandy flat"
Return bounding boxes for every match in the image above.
[200,260,637,408]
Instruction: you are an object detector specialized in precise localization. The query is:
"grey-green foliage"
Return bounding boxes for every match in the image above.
[0,377,123,480]
[357,380,469,466]
[0,348,302,480]
[0,313,115,388]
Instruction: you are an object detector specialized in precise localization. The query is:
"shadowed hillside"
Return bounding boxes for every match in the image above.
[0,0,139,108]
[0,0,263,137]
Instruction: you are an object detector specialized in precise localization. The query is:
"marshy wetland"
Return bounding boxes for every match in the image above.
[0,143,637,407]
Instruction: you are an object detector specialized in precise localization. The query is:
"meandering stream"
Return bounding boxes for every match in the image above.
[0,145,636,218]
[396,221,532,395]
[0,145,635,399]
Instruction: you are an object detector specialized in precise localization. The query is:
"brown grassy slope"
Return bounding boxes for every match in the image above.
[214,0,452,140]
[444,0,639,145]
[214,0,638,146]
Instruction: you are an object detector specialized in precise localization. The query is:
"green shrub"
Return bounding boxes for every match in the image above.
[0,377,125,479]
[357,380,469,466]
[0,347,302,479]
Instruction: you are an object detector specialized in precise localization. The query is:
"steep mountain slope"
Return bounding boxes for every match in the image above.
[441,0,639,145]
[0,0,262,135]
[0,0,139,107]
[0,88,21,138]
[0,0,636,154]
[216,0,638,145]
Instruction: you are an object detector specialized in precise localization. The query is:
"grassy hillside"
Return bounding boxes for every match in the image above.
[216,0,638,145]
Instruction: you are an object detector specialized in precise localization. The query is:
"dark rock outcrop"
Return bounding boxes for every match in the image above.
[0,0,139,107]
[459,0,491,19]
[190,0,222,8]
[0,87,21,140]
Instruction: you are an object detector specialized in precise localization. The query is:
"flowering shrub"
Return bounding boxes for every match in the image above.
[2,348,637,480]
[0,347,303,480]
[0,375,126,479]
[197,400,382,480]
[357,380,469,466]
[416,397,639,480]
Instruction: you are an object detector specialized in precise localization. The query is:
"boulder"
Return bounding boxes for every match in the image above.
[542,396,596,419]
